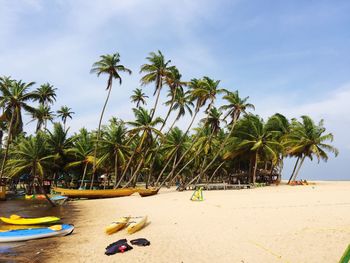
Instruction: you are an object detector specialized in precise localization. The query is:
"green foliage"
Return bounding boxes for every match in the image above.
[0,51,339,188]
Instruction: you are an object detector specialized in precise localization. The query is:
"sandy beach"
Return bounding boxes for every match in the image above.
[46,181,350,263]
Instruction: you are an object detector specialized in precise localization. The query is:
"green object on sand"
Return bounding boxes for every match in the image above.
[339,244,350,263]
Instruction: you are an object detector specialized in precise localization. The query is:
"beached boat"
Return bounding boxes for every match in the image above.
[52,187,136,199]
[136,188,159,197]
[25,194,68,205]
[0,215,60,225]
[0,224,74,242]
[105,216,129,235]
[50,195,68,205]
[127,216,147,234]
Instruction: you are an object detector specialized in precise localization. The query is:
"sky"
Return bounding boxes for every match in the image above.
[0,0,349,180]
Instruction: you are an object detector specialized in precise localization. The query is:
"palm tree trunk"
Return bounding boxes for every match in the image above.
[32,165,55,207]
[79,162,89,189]
[150,82,162,121]
[114,154,118,186]
[157,154,179,188]
[91,77,113,189]
[252,151,258,184]
[208,161,225,183]
[124,156,144,188]
[153,150,176,186]
[116,131,146,188]
[0,110,15,181]
[287,157,300,184]
[291,155,305,182]
[199,121,236,178]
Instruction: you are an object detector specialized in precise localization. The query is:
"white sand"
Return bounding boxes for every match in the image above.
[49,181,350,263]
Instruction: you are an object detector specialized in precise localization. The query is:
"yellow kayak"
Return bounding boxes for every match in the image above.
[105,217,129,235]
[127,216,147,234]
[0,214,60,225]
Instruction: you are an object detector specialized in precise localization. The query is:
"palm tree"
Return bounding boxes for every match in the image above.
[157,127,190,187]
[220,90,255,124]
[160,66,188,131]
[0,78,38,180]
[166,87,194,131]
[194,90,255,184]
[130,88,148,107]
[227,115,282,184]
[283,115,338,183]
[155,77,223,186]
[46,122,73,185]
[99,121,129,186]
[140,50,172,120]
[30,104,54,132]
[265,113,290,181]
[6,133,55,205]
[90,52,132,189]
[66,128,95,189]
[116,107,163,188]
[144,67,188,185]
[201,107,222,135]
[35,83,57,107]
[57,106,74,130]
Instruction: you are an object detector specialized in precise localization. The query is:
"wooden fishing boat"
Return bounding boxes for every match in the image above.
[52,187,136,199]
[136,188,159,197]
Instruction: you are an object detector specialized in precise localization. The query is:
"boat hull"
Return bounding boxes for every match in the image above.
[0,215,60,225]
[136,188,159,197]
[53,187,136,199]
[127,216,147,234]
[0,224,74,242]
[105,217,129,235]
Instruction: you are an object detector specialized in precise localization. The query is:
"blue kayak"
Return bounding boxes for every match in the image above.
[0,224,74,242]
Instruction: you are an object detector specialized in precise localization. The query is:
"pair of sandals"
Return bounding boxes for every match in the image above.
[105,238,150,255]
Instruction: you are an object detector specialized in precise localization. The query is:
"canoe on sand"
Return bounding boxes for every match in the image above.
[53,187,135,199]
[0,224,74,242]
[127,216,147,234]
[136,188,159,197]
[0,215,60,225]
[105,217,129,235]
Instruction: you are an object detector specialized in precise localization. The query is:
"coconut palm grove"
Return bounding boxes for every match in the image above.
[0,51,339,195]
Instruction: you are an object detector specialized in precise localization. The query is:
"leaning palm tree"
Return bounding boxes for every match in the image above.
[6,133,55,206]
[30,104,54,132]
[0,78,39,180]
[166,87,194,131]
[140,50,172,120]
[283,115,338,183]
[160,66,188,131]
[57,106,74,130]
[155,77,223,186]
[130,88,148,108]
[90,52,132,189]
[34,83,57,107]
[193,90,255,184]
[116,107,163,188]
[220,90,255,124]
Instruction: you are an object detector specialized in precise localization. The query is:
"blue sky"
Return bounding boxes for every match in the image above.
[0,0,349,180]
